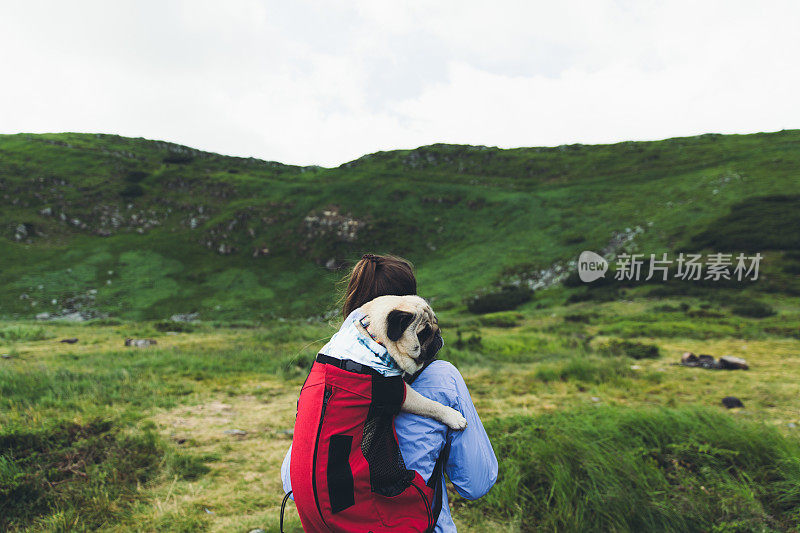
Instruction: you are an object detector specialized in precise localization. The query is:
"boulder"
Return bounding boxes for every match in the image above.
[697,355,716,368]
[170,313,199,323]
[125,338,157,347]
[718,356,749,370]
[722,396,744,409]
[679,353,749,371]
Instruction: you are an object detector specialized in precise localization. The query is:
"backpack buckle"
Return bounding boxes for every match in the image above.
[343,359,364,373]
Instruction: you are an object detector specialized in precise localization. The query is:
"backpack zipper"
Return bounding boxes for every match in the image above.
[312,384,333,526]
[410,481,434,532]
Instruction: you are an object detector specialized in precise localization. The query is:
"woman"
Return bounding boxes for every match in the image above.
[281,254,497,532]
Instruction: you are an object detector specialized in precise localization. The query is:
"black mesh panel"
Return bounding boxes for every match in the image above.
[361,375,415,497]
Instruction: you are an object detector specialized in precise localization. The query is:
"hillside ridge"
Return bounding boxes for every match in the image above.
[2,129,799,320]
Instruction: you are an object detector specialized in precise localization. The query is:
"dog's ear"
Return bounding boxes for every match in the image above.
[386,310,415,341]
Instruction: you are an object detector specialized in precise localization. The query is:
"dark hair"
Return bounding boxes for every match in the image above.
[341,254,417,318]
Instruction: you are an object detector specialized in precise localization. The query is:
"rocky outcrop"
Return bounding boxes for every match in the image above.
[303,208,362,243]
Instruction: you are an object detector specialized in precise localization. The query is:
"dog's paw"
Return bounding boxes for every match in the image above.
[442,407,468,430]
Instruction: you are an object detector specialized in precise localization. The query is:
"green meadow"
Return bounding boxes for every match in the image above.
[2,131,800,531]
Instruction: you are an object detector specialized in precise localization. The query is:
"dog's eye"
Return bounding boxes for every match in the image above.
[417,325,432,343]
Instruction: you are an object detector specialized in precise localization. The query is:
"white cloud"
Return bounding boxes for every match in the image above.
[1,0,798,166]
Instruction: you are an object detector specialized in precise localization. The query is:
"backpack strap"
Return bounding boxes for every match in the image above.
[427,440,451,527]
[404,359,452,529]
[279,490,292,533]
[404,358,435,385]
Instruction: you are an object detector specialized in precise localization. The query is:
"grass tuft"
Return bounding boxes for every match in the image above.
[472,407,800,533]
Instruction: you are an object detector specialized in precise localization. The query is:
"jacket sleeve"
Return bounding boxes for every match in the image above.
[281,445,294,499]
[442,364,498,500]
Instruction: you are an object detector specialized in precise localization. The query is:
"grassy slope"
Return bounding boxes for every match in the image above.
[2,130,800,320]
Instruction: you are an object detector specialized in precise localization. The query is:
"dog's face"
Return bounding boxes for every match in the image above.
[359,295,443,374]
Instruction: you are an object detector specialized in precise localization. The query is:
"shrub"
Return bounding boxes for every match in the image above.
[566,288,618,304]
[601,339,660,359]
[466,285,533,314]
[562,233,585,245]
[564,312,598,323]
[690,194,800,252]
[764,326,800,339]
[730,300,776,318]
[653,304,681,312]
[153,320,195,333]
[783,263,800,275]
[125,170,148,183]
[686,308,724,318]
[120,183,144,198]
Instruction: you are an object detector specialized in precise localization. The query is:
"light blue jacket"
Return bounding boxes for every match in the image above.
[281,359,498,532]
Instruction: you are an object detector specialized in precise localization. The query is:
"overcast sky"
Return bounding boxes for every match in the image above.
[1,1,798,167]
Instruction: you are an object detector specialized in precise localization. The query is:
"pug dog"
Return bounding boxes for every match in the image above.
[357,295,468,431]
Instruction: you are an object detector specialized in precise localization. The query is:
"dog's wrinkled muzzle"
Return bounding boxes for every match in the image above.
[420,331,443,362]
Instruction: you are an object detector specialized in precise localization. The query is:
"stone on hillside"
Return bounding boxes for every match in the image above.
[59,312,85,322]
[36,312,50,320]
[697,355,715,367]
[170,313,199,322]
[679,353,749,371]
[252,245,270,257]
[224,429,247,436]
[721,396,744,409]
[60,338,79,344]
[718,356,749,370]
[125,338,157,347]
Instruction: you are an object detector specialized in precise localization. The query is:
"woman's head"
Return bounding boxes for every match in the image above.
[342,253,417,318]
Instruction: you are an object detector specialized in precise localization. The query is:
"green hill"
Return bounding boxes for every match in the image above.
[2,130,800,320]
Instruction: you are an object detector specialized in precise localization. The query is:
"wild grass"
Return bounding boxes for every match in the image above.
[0,299,799,531]
[467,407,800,532]
[0,325,53,343]
[0,419,209,532]
[533,356,638,384]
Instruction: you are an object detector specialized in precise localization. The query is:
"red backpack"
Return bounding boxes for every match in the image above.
[283,354,448,532]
